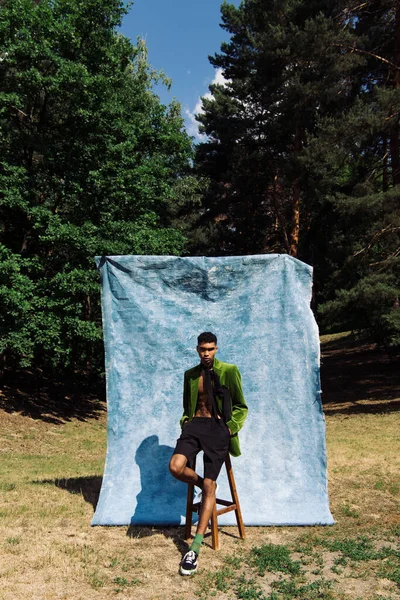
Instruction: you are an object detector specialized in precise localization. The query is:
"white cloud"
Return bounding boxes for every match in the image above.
[185,68,229,141]
[213,68,228,87]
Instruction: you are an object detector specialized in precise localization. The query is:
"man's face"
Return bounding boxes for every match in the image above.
[197,342,218,367]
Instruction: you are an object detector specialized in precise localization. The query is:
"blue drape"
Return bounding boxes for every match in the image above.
[92,255,334,526]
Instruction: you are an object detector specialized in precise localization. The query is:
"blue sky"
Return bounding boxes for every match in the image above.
[120,0,240,139]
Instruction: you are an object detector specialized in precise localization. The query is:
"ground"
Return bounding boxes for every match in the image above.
[0,332,399,600]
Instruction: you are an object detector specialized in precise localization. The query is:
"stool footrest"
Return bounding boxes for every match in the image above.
[216,498,233,507]
[216,504,237,517]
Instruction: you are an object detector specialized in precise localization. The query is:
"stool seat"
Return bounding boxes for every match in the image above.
[184,454,245,550]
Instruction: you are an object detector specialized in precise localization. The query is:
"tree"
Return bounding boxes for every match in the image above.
[192,0,400,348]
[0,0,196,374]
[193,0,361,257]
[306,0,400,349]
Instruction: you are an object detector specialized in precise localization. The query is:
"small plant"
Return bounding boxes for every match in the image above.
[271,577,334,599]
[330,564,343,575]
[113,576,140,593]
[196,566,234,598]
[0,482,16,492]
[234,574,269,600]
[248,543,301,576]
[291,540,314,556]
[6,536,20,545]
[109,557,120,568]
[224,552,243,569]
[321,535,376,561]
[87,569,105,589]
[212,566,234,592]
[113,576,129,586]
[340,503,360,518]
[377,560,400,586]
[389,483,399,496]
[334,555,348,567]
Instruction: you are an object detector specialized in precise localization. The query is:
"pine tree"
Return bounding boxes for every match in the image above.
[192,0,400,348]
[310,0,400,349]
[193,0,361,257]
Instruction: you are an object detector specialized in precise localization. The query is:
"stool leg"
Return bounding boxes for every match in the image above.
[210,499,219,550]
[225,455,245,540]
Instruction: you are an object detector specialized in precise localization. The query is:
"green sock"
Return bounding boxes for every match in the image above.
[190,533,203,554]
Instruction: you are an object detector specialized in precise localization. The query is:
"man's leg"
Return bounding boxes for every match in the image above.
[169,454,204,490]
[176,418,229,575]
[195,478,217,535]
[187,420,230,557]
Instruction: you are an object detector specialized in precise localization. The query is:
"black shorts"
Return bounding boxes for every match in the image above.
[173,417,230,481]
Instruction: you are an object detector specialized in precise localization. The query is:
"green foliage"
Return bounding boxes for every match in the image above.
[209,566,234,592]
[112,576,140,592]
[248,544,301,577]
[193,0,400,349]
[339,503,360,518]
[0,482,16,491]
[317,187,400,349]
[0,0,197,373]
[271,578,334,599]
[320,535,399,562]
[234,574,269,600]
[193,0,363,256]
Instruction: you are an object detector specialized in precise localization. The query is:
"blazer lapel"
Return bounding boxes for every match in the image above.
[212,357,222,377]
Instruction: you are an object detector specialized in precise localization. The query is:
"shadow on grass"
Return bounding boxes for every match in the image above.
[33,476,103,510]
[127,525,190,554]
[126,524,237,555]
[321,333,400,416]
[0,368,106,424]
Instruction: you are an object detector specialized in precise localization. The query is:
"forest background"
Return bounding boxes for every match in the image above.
[0,0,399,382]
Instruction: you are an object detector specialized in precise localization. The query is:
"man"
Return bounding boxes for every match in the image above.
[169,332,248,575]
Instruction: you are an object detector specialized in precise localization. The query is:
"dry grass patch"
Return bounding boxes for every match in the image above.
[0,333,399,599]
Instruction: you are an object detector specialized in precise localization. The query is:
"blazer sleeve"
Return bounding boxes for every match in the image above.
[225,366,248,435]
[179,371,190,429]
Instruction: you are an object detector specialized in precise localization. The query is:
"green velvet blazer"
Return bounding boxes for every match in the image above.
[179,357,248,457]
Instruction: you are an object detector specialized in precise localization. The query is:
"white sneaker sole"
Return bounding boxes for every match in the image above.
[180,564,198,576]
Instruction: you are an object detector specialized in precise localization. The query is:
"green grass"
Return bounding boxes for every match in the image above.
[271,578,335,599]
[112,576,141,593]
[0,482,16,491]
[5,536,20,546]
[195,532,400,599]
[248,544,301,576]
[339,503,360,518]
[234,574,269,600]
[319,535,399,562]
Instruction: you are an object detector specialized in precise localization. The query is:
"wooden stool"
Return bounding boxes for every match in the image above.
[184,454,245,550]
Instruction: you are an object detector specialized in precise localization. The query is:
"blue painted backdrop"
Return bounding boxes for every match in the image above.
[92,255,334,526]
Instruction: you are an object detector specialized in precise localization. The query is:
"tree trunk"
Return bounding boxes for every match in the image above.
[289,121,304,257]
[390,0,400,185]
[269,173,290,254]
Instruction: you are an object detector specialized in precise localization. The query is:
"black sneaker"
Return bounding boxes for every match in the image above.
[180,550,198,575]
